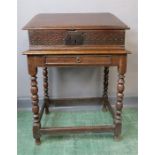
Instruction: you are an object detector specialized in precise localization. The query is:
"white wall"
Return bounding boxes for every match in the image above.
[17,0,138,99]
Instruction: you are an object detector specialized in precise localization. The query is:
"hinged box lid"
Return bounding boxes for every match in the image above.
[23,13,129,30]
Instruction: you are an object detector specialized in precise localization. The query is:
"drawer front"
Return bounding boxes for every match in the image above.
[29,29,125,50]
[45,55,112,66]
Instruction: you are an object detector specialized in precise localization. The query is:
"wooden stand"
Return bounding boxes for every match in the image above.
[25,52,127,144]
[23,13,129,144]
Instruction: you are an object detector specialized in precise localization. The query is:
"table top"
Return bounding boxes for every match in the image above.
[23,49,130,55]
[23,13,129,30]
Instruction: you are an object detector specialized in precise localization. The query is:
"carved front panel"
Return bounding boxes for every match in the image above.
[28,29,125,50]
[29,30,66,45]
[83,30,125,45]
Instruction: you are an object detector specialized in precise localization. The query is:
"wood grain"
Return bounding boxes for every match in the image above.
[40,125,115,134]
[45,55,112,66]
[23,13,129,30]
[24,49,128,55]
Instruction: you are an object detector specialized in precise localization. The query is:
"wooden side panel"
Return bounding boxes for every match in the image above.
[27,56,45,76]
[27,55,124,68]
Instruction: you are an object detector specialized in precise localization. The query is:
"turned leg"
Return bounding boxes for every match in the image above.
[114,56,127,140]
[102,67,109,111]
[43,67,50,114]
[114,74,125,140]
[30,70,41,144]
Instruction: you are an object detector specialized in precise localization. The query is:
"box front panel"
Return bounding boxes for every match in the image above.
[28,29,125,50]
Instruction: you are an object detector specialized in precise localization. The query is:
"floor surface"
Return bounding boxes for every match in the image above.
[17,108,137,155]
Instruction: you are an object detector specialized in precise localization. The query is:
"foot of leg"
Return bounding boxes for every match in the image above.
[45,105,49,114]
[35,138,41,145]
[102,100,108,112]
[114,135,122,141]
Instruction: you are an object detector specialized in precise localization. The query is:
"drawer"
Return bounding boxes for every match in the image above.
[45,55,112,66]
[28,29,125,50]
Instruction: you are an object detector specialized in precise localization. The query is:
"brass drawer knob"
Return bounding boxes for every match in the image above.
[76,56,81,63]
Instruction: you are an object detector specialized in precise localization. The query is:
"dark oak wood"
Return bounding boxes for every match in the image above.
[30,70,41,144]
[45,55,112,66]
[114,74,125,140]
[23,13,129,30]
[26,54,127,68]
[105,99,115,119]
[28,29,125,50]
[49,97,106,106]
[40,125,115,134]
[43,67,49,114]
[23,49,128,55]
[39,102,45,122]
[23,13,129,51]
[23,13,129,144]
[103,67,109,98]
[102,67,109,111]
[114,55,126,139]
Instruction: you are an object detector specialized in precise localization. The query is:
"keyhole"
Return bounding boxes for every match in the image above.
[74,39,76,44]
